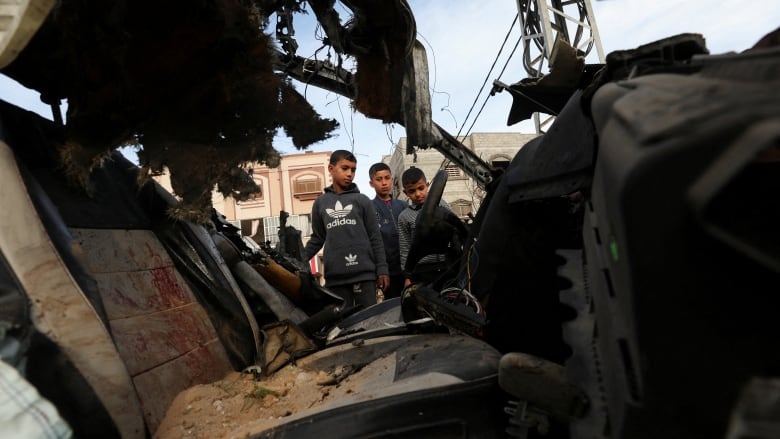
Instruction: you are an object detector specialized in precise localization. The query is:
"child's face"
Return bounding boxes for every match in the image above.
[369,170,393,199]
[329,158,356,192]
[403,179,429,206]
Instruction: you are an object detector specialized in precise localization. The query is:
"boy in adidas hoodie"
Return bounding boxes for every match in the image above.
[304,150,389,307]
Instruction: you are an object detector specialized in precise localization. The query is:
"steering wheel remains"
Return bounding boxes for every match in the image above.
[404,170,468,276]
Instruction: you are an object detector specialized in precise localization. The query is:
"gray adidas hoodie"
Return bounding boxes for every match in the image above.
[304,183,388,287]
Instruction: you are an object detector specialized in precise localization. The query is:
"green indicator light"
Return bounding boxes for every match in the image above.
[610,239,619,262]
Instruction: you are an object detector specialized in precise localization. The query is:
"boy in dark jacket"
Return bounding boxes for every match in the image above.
[368,162,407,299]
[304,150,389,307]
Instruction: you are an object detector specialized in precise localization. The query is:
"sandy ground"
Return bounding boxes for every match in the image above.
[154,356,392,438]
[153,334,490,438]
[154,365,326,438]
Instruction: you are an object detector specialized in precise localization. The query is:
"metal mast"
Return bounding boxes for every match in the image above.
[515,0,605,134]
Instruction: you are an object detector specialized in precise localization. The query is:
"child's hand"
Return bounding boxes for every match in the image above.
[376,274,389,292]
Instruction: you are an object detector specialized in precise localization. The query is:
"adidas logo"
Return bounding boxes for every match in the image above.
[345,253,359,266]
[326,201,353,219]
[325,201,357,229]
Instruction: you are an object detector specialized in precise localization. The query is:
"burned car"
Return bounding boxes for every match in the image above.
[1,1,778,438]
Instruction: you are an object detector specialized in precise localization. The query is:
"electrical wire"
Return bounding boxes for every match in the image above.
[418,32,457,128]
[440,286,485,317]
[332,94,355,150]
[462,32,523,138]
[456,14,518,140]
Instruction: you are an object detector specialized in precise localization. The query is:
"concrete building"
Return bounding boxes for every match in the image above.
[153,150,330,252]
[215,151,331,249]
[385,132,536,219]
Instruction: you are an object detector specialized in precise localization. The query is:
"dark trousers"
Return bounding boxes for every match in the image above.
[327,280,377,308]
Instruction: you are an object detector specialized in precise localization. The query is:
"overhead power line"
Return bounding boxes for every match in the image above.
[456,14,518,140]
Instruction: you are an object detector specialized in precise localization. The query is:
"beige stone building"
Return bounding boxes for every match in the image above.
[385,132,536,219]
[154,150,330,253]
[215,151,331,248]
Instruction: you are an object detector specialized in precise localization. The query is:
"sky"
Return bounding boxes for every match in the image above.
[1,0,778,193]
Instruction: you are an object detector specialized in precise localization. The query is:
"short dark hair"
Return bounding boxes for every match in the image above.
[401,167,426,187]
[368,162,391,178]
[330,149,357,165]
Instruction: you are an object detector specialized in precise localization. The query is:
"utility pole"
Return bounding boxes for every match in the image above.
[515,0,605,134]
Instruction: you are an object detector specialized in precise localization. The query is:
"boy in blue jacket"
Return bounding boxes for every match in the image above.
[368,162,407,299]
[304,150,389,307]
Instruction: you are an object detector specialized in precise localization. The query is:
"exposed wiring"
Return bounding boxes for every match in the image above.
[385,123,396,147]
[466,241,476,297]
[331,94,355,150]
[417,32,459,130]
[440,286,485,317]
[418,33,438,92]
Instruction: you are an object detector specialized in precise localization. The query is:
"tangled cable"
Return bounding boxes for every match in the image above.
[440,287,486,317]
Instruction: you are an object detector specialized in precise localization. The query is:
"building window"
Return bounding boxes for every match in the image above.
[293,176,322,195]
[262,214,312,246]
[445,164,464,179]
[451,199,473,219]
[490,154,512,171]
[239,180,263,203]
